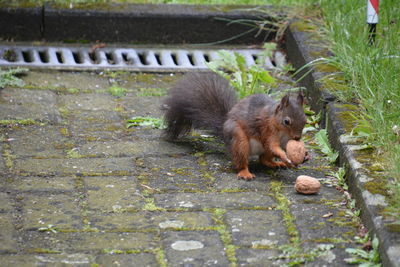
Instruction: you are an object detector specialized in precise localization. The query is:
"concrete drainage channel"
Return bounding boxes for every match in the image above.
[0,45,277,71]
[1,2,399,267]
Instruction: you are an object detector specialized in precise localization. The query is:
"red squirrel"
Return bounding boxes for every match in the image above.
[162,72,307,180]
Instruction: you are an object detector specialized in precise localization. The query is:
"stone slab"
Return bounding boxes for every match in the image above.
[0,214,18,252]
[76,140,189,157]
[154,192,275,210]
[22,71,110,92]
[88,211,214,231]
[120,95,164,118]
[84,176,142,211]
[95,253,157,266]
[65,110,125,141]
[22,193,82,230]
[59,94,117,112]
[23,232,157,252]
[7,126,67,158]
[0,192,13,212]
[225,210,289,247]
[0,88,61,123]
[0,253,156,266]
[11,176,76,192]
[14,157,135,176]
[236,249,281,266]
[162,230,230,266]
[137,155,209,191]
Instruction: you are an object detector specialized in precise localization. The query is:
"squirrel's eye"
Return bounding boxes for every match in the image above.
[283,118,291,126]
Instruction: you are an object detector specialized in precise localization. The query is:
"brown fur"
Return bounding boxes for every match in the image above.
[162,72,306,180]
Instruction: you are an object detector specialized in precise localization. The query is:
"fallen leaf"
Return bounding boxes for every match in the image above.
[322,212,334,218]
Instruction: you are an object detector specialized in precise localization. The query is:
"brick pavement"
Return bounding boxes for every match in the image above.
[0,70,361,266]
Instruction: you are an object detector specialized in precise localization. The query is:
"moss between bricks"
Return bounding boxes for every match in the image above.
[0,119,41,127]
[2,143,14,171]
[210,208,238,267]
[269,181,300,244]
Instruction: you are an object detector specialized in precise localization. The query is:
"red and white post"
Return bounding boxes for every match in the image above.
[367,0,379,44]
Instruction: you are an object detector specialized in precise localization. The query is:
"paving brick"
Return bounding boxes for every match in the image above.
[154,192,276,210]
[284,186,357,242]
[0,88,61,123]
[236,249,281,266]
[225,210,289,247]
[14,157,135,176]
[120,95,164,118]
[0,214,18,252]
[85,176,142,211]
[95,253,157,266]
[22,193,82,230]
[0,192,13,212]
[138,155,209,191]
[22,71,109,91]
[11,176,75,192]
[66,110,125,140]
[0,255,66,267]
[59,94,118,111]
[88,211,214,230]
[8,126,67,158]
[162,230,230,266]
[23,232,157,252]
[76,139,188,157]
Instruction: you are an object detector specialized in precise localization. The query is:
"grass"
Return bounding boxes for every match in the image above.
[315,0,400,216]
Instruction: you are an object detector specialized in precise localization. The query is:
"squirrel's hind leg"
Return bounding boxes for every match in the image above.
[227,121,255,180]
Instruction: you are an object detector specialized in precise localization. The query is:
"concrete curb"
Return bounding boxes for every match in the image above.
[0,3,43,41]
[285,19,400,267]
[0,2,275,44]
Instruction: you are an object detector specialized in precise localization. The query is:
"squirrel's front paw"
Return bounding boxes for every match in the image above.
[270,157,295,168]
[237,169,255,180]
[284,158,296,168]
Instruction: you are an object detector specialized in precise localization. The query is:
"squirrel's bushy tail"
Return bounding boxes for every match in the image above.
[163,72,237,139]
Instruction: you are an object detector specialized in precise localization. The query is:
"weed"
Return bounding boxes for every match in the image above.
[143,198,164,211]
[66,148,83,159]
[303,107,321,134]
[328,167,347,190]
[126,116,165,129]
[108,85,127,97]
[314,129,338,164]
[67,88,80,94]
[345,234,381,266]
[275,243,335,267]
[0,68,28,89]
[206,44,277,98]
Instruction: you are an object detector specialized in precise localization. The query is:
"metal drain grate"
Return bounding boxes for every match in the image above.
[0,45,276,71]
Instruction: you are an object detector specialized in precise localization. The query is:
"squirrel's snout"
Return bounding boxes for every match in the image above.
[293,135,301,141]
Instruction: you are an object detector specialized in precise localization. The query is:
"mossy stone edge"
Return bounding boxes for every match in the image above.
[284,19,400,267]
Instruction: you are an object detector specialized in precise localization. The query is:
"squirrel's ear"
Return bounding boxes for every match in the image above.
[297,91,305,106]
[275,95,289,114]
[280,95,290,107]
